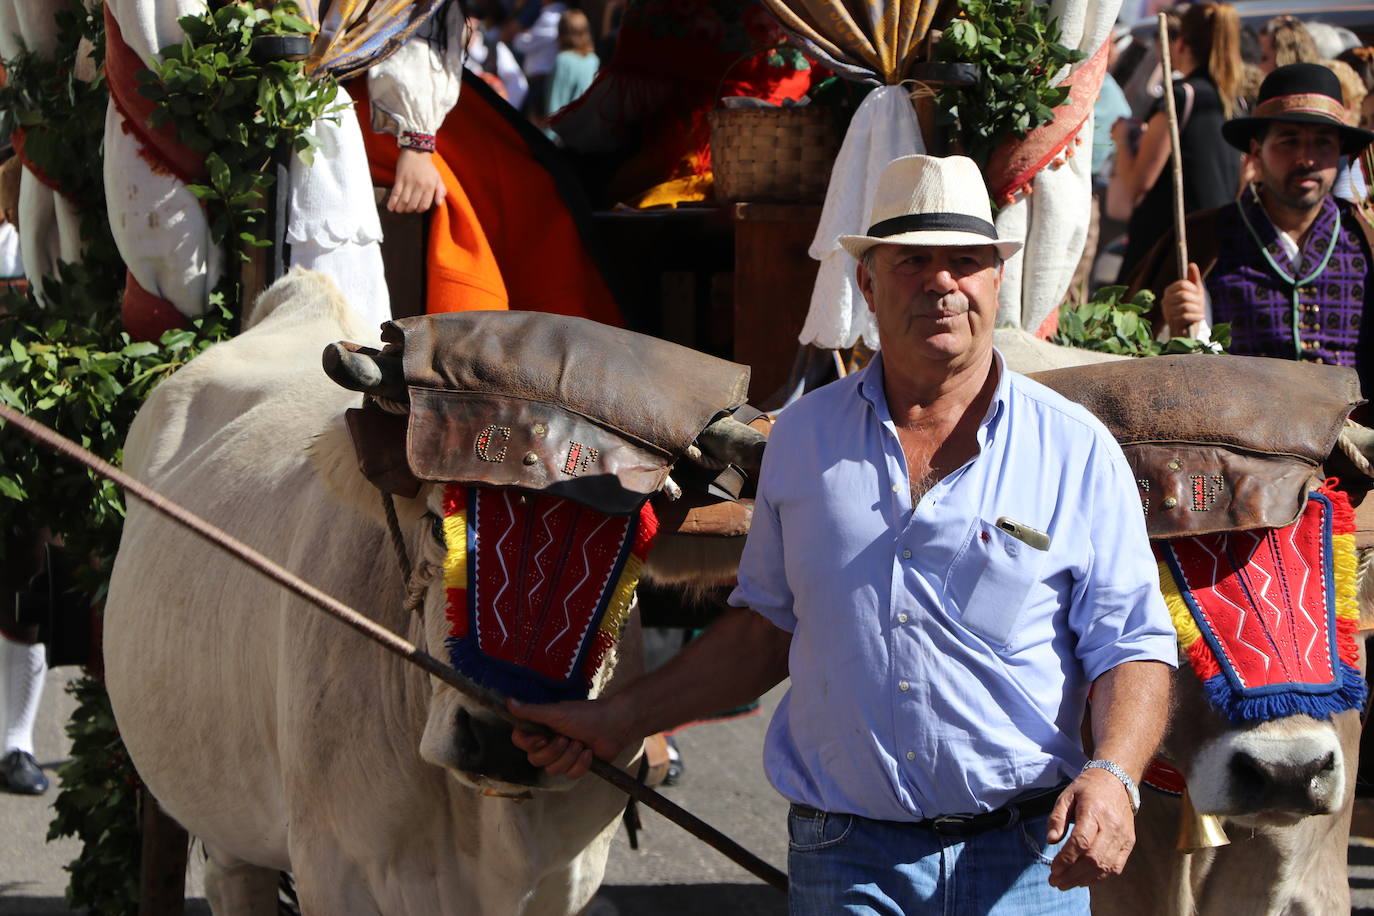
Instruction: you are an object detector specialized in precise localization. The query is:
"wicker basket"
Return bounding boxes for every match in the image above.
[708,106,842,204]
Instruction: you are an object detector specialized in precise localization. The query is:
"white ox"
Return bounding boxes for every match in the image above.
[994,329,1374,915]
[102,269,756,915]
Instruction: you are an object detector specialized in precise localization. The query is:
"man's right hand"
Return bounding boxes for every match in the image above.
[509,695,638,781]
[1161,262,1205,336]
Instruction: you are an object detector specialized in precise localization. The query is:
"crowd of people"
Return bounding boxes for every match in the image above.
[463,0,610,132]
[1092,4,1374,294]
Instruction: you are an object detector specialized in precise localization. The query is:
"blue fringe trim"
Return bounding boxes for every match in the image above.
[444,635,588,704]
[1204,662,1368,724]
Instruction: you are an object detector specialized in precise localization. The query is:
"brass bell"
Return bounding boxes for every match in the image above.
[1176,787,1230,852]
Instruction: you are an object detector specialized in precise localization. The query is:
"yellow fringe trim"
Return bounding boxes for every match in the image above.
[1332,531,1359,621]
[443,510,467,590]
[599,555,642,639]
[1157,559,1201,648]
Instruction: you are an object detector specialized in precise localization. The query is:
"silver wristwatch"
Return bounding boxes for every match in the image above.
[1083,759,1140,814]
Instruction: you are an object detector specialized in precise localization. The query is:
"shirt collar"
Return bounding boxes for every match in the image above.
[857,348,1009,443]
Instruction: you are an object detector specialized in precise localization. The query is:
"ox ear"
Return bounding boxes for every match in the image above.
[1334,422,1374,637]
[1359,550,1374,638]
[322,342,407,400]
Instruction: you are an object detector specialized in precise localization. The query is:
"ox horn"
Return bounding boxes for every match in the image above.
[692,415,768,472]
[1175,788,1230,852]
[322,342,407,400]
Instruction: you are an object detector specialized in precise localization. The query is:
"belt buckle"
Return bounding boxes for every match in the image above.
[929,815,974,836]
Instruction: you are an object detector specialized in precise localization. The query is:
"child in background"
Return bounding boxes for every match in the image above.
[545,10,599,121]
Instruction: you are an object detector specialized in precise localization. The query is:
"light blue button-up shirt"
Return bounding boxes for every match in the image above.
[728,350,1176,821]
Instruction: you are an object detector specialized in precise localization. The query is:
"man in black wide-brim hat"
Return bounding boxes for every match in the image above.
[1131,62,1374,396]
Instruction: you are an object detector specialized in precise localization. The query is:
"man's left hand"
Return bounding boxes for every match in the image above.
[1044,767,1136,889]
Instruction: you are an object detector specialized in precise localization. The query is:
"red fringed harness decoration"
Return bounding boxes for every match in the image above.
[1144,484,1366,795]
[1153,484,1365,725]
[439,484,657,703]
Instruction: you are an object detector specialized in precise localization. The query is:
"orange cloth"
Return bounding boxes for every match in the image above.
[355,75,623,326]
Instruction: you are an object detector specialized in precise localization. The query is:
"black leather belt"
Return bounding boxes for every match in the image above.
[793,783,1067,841]
[916,784,1066,838]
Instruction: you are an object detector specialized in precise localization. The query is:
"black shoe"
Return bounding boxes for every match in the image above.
[663,736,684,787]
[0,750,49,795]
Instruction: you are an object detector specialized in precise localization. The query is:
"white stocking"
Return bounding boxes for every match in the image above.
[1,634,46,755]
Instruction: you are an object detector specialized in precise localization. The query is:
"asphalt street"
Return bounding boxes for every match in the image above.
[0,667,789,916]
[5,668,1374,915]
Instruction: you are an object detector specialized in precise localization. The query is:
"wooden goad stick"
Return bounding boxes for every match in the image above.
[1157,12,1208,342]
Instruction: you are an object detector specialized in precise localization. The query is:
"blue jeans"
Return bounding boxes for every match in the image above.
[786,806,1090,915]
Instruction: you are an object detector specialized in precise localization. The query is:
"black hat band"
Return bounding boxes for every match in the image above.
[867,212,999,240]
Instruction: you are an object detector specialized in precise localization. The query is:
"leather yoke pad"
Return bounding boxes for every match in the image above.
[407,389,671,516]
[1125,443,1325,538]
[1031,355,1364,539]
[383,312,752,458]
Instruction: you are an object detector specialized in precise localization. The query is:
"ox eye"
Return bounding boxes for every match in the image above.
[427,512,446,545]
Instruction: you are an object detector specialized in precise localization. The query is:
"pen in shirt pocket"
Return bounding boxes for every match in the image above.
[995,517,1050,551]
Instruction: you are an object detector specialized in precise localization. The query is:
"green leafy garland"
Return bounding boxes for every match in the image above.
[46,676,142,914]
[934,0,1086,171]
[138,2,339,263]
[0,2,330,911]
[1053,285,1230,356]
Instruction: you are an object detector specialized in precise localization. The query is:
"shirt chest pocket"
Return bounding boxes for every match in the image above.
[945,518,1048,650]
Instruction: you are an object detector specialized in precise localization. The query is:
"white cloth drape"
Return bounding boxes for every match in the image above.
[798,86,924,349]
[994,0,1121,333]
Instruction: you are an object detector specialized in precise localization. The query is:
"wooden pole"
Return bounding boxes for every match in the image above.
[0,402,789,894]
[137,791,189,916]
[1157,13,1205,341]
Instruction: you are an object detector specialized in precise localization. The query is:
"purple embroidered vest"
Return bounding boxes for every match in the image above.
[1205,189,1370,378]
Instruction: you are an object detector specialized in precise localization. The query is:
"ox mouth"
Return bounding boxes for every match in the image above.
[426,706,561,790]
[1224,808,1331,828]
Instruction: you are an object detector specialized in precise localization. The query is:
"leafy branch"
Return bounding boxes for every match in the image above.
[934,0,1085,170]
[1053,285,1230,356]
[137,1,339,261]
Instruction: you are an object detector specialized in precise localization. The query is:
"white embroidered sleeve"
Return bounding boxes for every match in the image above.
[366,5,466,148]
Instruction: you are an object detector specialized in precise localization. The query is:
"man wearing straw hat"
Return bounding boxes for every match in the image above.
[1134,63,1374,393]
[512,154,1176,914]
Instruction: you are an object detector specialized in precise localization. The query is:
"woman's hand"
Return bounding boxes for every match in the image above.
[387,148,446,214]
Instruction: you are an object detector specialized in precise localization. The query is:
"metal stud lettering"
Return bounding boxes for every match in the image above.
[1137,478,1151,515]
[475,425,511,463]
[563,441,600,476]
[1190,474,1226,512]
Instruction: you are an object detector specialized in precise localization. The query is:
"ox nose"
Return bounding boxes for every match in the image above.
[452,708,543,786]
[1229,749,1337,813]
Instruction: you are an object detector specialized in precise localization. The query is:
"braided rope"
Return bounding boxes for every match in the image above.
[370,395,408,415]
[403,559,442,618]
[381,491,412,584]
[1339,420,1374,480]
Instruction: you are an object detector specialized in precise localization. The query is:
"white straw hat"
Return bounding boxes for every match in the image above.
[838,154,1022,261]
